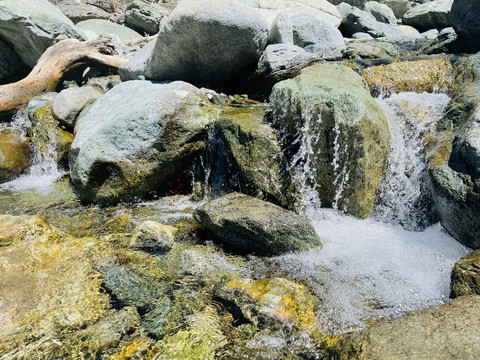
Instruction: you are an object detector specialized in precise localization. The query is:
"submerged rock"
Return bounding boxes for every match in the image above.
[270,63,390,218]
[145,0,268,85]
[69,80,215,205]
[0,0,85,68]
[129,220,176,252]
[194,192,323,255]
[327,295,480,359]
[0,129,31,183]
[451,250,480,298]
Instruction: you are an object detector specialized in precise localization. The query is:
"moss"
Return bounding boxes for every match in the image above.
[0,129,32,181]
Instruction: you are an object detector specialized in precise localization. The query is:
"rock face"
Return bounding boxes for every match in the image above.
[0,0,85,67]
[403,0,453,32]
[69,80,215,205]
[0,130,31,183]
[327,295,480,360]
[428,53,480,249]
[270,64,390,218]
[124,0,169,34]
[451,0,480,52]
[194,192,323,255]
[215,106,297,210]
[145,0,268,85]
[451,250,480,298]
[291,15,345,59]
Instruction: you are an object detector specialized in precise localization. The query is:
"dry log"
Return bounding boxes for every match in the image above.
[0,38,128,116]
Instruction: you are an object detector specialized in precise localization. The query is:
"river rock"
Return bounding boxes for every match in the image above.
[451,250,480,298]
[0,0,85,68]
[52,86,104,129]
[124,0,169,34]
[86,0,116,13]
[255,44,319,81]
[0,129,31,183]
[215,106,298,210]
[327,295,480,359]
[270,64,390,218]
[118,38,156,81]
[337,3,404,40]
[76,19,143,42]
[344,41,391,59]
[0,38,25,81]
[329,0,367,9]
[269,13,294,45]
[403,0,453,32]
[291,15,345,59]
[129,220,176,252]
[450,0,480,52]
[178,248,239,279]
[56,1,113,23]
[194,192,323,255]
[365,1,396,25]
[145,0,268,85]
[69,80,215,205]
[384,0,410,18]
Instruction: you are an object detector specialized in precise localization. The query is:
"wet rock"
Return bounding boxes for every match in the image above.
[76,19,143,42]
[0,0,85,68]
[124,0,169,35]
[142,299,173,339]
[255,44,319,82]
[291,14,345,59]
[0,129,31,183]
[178,248,239,279]
[403,0,453,33]
[215,106,298,210]
[450,0,480,52]
[129,220,176,252]
[0,214,55,246]
[52,85,104,129]
[104,265,164,310]
[451,250,480,298]
[218,276,319,329]
[361,58,453,96]
[337,3,404,40]
[118,38,156,81]
[69,80,215,205]
[56,0,113,23]
[327,295,480,360]
[194,192,323,255]
[365,1,396,25]
[270,63,390,218]
[145,0,268,85]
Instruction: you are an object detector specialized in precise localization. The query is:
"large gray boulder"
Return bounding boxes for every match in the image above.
[0,0,85,67]
[69,80,215,205]
[145,0,269,85]
[337,3,405,40]
[403,0,453,32]
[451,0,480,52]
[0,38,25,81]
[194,192,323,255]
[365,1,396,25]
[118,39,156,81]
[270,64,390,218]
[124,0,169,35]
[291,14,346,59]
[327,295,480,360]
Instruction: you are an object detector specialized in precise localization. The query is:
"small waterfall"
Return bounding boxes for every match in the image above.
[373,92,451,229]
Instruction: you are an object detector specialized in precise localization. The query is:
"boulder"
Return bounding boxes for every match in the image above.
[396,24,422,38]
[215,106,298,209]
[329,0,367,9]
[0,38,26,81]
[193,192,323,255]
[0,130,31,183]
[451,250,480,298]
[291,14,346,59]
[56,1,113,23]
[52,86,104,129]
[76,19,143,42]
[86,0,116,13]
[337,3,405,40]
[129,220,176,252]
[118,38,156,81]
[270,64,390,218]
[178,248,239,279]
[365,1,396,25]
[239,0,342,29]
[268,13,294,45]
[384,0,410,18]
[124,0,169,34]
[450,0,480,52]
[344,41,391,59]
[145,0,269,85]
[69,80,215,205]
[0,0,85,67]
[327,295,480,360]
[403,0,453,32]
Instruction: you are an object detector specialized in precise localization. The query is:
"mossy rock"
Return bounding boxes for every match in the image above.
[0,129,32,183]
[451,250,480,298]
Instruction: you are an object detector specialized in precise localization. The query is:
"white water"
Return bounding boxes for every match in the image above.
[257,91,470,333]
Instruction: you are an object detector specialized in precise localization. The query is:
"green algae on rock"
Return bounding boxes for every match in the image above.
[0,129,31,183]
[451,250,480,298]
[270,63,390,218]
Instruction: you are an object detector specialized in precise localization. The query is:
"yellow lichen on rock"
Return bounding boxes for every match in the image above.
[362,58,453,96]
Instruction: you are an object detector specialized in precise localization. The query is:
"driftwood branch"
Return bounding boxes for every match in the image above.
[0,38,128,116]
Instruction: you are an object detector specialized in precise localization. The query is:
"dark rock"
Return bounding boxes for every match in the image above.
[450,0,480,52]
